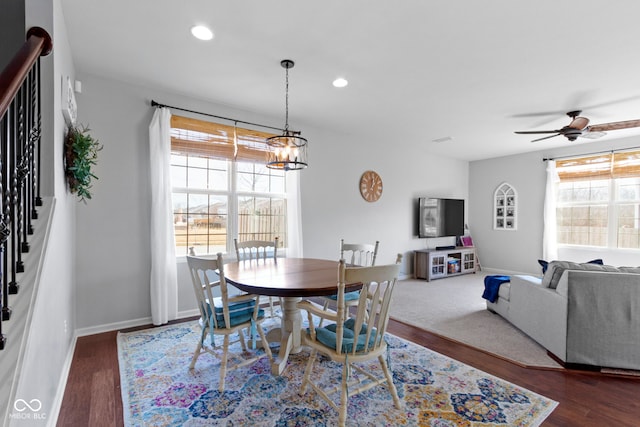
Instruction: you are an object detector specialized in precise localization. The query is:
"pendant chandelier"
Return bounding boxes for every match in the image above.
[266,59,308,170]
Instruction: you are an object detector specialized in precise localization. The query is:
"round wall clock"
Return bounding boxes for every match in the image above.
[359,170,383,202]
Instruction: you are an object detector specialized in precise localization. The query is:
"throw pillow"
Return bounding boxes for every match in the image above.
[538,259,549,274]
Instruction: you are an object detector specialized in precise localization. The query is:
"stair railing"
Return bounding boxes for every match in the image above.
[0,26,52,349]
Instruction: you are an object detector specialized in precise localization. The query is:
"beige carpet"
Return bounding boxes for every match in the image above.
[390,272,563,369]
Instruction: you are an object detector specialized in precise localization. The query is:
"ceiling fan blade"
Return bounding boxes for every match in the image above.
[511,95,640,119]
[579,95,640,111]
[514,130,560,135]
[589,119,640,132]
[580,131,606,139]
[511,111,564,118]
[568,117,589,130]
[531,133,561,142]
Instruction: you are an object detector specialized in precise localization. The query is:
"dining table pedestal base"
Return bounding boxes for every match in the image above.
[269,296,303,376]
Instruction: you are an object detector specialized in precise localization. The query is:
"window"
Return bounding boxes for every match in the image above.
[170,115,288,256]
[556,150,640,249]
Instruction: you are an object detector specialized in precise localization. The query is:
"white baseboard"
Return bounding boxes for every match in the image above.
[75,317,153,337]
[75,309,200,337]
[178,309,200,320]
[47,334,77,427]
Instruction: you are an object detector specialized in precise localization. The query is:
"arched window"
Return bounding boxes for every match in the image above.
[494,183,517,230]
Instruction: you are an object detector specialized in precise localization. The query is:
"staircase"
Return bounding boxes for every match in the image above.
[0,27,53,424]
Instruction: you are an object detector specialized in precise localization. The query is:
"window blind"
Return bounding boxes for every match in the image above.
[556,149,640,181]
[170,115,276,162]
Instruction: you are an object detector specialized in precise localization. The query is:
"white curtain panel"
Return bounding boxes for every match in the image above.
[149,108,178,325]
[543,160,559,261]
[286,171,303,257]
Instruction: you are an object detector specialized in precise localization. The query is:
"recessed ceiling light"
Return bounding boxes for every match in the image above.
[333,78,348,88]
[191,25,214,41]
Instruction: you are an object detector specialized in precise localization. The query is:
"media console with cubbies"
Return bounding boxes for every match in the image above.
[414,247,477,281]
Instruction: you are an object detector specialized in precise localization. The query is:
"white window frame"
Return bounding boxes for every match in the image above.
[171,156,288,257]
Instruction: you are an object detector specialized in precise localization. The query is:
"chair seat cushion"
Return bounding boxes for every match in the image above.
[205,298,264,328]
[326,290,360,301]
[311,318,376,352]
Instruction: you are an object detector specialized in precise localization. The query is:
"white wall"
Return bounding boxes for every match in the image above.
[72,73,470,331]
[298,126,469,273]
[72,75,154,329]
[469,136,640,275]
[468,151,545,274]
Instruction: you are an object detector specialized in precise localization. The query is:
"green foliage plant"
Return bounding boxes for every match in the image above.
[64,124,102,202]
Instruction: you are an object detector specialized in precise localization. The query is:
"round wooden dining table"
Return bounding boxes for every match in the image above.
[224,257,362,376]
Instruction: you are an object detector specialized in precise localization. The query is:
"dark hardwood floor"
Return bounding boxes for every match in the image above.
[57,318,640,427]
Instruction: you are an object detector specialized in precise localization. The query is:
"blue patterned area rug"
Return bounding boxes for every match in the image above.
[117,319,557,426]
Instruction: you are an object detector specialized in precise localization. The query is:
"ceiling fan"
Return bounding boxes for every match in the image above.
[515,110,640,142]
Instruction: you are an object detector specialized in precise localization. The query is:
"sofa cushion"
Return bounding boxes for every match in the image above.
[542,261,620,289]
[619,266,640,274]
[538,258,603,275]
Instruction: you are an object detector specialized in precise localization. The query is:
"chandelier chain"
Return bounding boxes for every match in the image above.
[284,66,290,131]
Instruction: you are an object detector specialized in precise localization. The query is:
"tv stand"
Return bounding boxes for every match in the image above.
[414,247,477,281]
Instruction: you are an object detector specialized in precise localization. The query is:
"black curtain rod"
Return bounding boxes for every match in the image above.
[543,145,640,161]
[151,99,297,134]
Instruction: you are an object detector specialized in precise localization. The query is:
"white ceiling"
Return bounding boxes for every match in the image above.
[60,0,640,161]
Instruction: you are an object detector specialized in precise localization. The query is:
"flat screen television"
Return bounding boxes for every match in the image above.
[418,197,465,238]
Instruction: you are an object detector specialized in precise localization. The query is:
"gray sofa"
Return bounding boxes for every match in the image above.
[486,261,640,370]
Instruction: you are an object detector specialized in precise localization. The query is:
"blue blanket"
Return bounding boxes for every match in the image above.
[482,275,510,303]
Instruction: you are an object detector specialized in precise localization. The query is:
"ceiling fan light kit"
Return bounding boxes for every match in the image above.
[266,59,308,171]
[515,110,640,143]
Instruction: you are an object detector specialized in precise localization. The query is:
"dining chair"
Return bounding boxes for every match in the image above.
[297,254,403,427]
[318,240,379,326]
[234,237,281,318]
[186,253,272,392]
